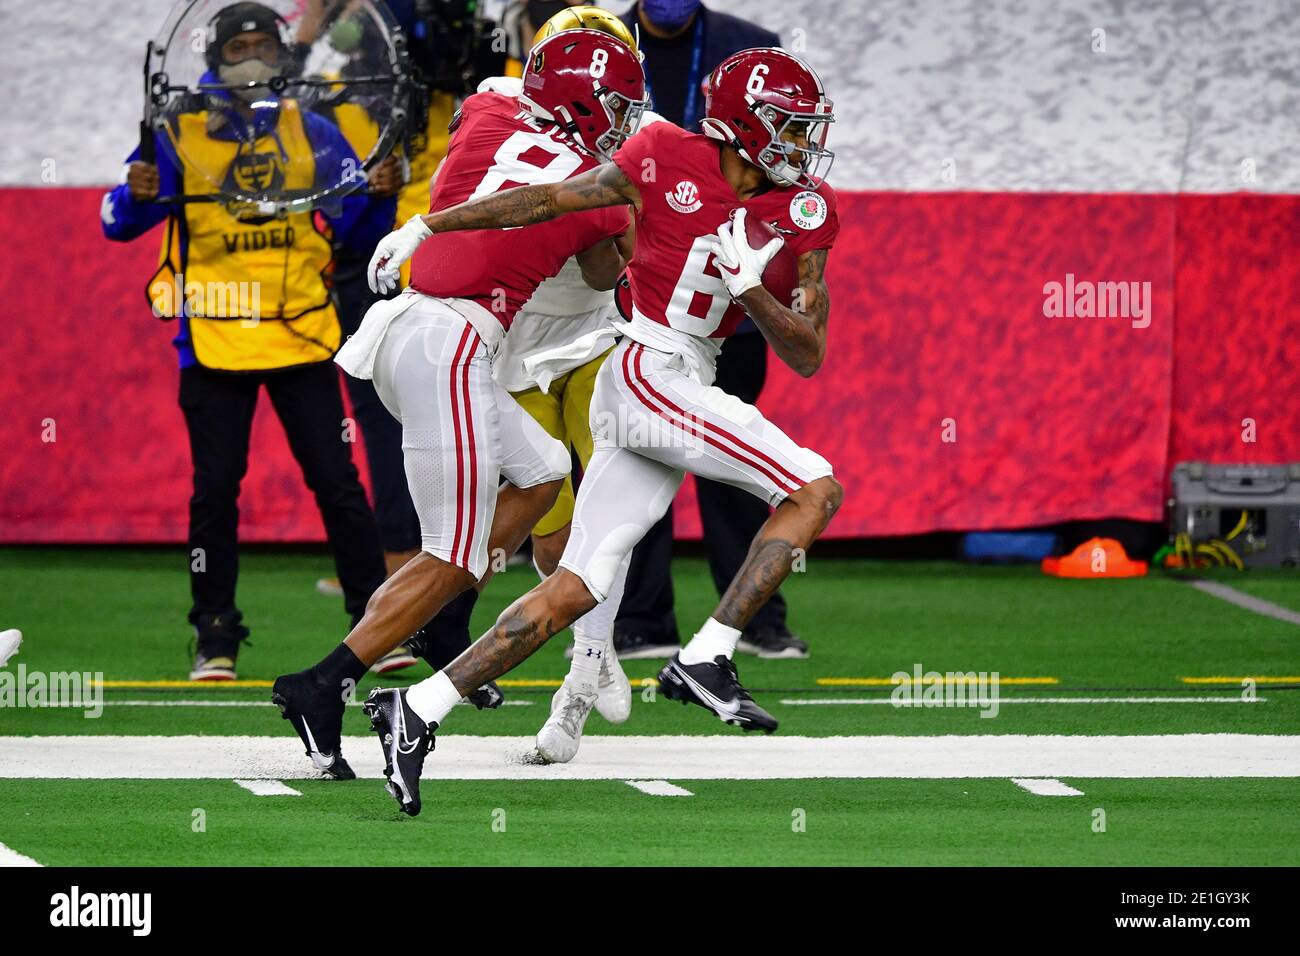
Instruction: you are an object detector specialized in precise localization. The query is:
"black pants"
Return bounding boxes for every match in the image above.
[614,332,788,643]
[179,360,387,628]
[332,266,422,553]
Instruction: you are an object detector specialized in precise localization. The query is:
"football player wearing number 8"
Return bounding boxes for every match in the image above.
[270,29,647,782]
[363,47,842,814]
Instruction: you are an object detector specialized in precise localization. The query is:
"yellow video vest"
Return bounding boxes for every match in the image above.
[149,100,340,372]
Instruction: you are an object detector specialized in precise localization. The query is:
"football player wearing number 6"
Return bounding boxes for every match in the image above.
[363,47,842,814]
[269,29,647,781]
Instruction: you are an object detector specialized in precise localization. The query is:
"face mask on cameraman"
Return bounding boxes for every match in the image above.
[207,2,288,103]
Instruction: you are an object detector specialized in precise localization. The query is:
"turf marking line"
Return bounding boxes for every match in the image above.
[1186,580,1300,627]
[625,780,694,797]
[234,779,301,796]
[817,677,1057,687]
[3,734,1296,780]
[1011,778,1084,797]
[0,840,43,867]
[1182,677,1300,685]
[779,697,1267,705]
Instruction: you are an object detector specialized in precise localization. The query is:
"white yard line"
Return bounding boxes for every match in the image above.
[233,779,301,796]
[0,840,42,867]
[1187,580,1300,627]
[1,734,1296,781]
[779,697,1266,705]
[625,779,694,797]
[1011,778,1085,796]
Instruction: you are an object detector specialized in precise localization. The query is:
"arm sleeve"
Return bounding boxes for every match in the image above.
[307,111,398,254]
[100,131,180,242]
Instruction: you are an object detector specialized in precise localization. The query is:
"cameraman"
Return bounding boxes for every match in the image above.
[101,2,400,680]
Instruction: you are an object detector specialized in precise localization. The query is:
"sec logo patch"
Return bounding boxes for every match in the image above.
[789,190,827,230]
[665,180,703,214]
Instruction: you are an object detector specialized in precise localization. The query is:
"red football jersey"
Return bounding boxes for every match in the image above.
[612,122,839,339]
[409,92,629,328]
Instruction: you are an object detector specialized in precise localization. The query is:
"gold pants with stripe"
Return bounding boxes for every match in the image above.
[510,347,613,537]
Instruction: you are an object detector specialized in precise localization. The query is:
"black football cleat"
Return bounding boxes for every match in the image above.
[466,680,505,710]
[657,653,778,734]
[363,687,435,816]
[271,670,355,780]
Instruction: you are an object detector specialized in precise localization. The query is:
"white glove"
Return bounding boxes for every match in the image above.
[368,214,433,294]
[712,208,784,299]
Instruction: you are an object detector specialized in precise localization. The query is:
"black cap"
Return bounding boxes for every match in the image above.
[207,2,286,68]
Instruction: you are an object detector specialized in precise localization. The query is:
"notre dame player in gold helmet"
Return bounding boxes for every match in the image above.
[417,5,662,753]
[530,5,641,57]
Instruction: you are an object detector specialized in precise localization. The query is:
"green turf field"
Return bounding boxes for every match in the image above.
[1,547,1297,866]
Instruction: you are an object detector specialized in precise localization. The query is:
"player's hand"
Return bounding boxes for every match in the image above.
[368,214,432,293]
[126,161,160,202]
[712,208,783,299]
[367,154,403,197]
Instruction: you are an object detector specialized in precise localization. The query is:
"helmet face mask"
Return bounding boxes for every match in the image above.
[701,48,836,190]
[753,104,835,189]
[520,30,648,162]
[594,90,646,160]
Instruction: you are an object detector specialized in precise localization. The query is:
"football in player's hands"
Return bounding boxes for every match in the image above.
[740,212,798,309]
[713,208,797,305]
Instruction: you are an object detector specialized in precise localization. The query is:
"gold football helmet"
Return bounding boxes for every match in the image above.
[532,5,641,59]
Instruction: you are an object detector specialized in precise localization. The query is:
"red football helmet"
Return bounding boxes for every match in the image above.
[702,48,835,189]
[520,29,648,161]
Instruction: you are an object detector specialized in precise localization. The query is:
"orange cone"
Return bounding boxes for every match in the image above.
[1041,537,1148,578]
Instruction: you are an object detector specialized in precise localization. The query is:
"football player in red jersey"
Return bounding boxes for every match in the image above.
[364,47,844,814]
[270,29,648,783]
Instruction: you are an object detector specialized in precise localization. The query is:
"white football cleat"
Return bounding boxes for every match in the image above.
[595,642,631,724]
[0,629,22,667]
[535,679,598,764]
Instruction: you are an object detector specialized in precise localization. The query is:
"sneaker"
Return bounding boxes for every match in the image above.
[271,670,355,780]
[657,653,778,733]
[535,679,598,764]
[370,643,419,675]
[190,653,237,681]
[736,626,810,660]
[189,613,248,682]
[316,577,344,597]
[363,687,435,816]
[612,629,680,661]
[595,642,631,724]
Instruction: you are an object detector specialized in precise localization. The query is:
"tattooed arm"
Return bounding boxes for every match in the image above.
[420,162,640,234]
[368,163,641,293]
[736,248,832,378]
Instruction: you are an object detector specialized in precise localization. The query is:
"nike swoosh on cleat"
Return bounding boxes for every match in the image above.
[671,664,743,718]
[299,718,337,768]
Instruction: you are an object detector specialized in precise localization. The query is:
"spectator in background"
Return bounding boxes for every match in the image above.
[101,2,398,681]
[611,0,808,660]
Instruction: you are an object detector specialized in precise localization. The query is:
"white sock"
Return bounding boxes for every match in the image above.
[679,617,742,665]
[405,670,462,727]
[568,553,629,687]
